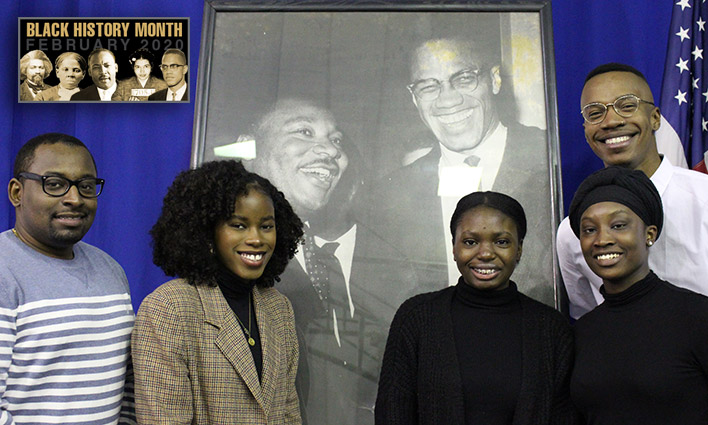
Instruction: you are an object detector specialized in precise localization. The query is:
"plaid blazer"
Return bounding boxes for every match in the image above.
[132,279,301,424]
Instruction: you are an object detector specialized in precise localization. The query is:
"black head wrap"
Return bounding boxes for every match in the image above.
[568,166,663,239]
[450,191,527,241]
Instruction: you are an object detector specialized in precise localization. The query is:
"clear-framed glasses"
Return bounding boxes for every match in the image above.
[18,172,104,198]
[581,94,654,124]
[159,64,185,71]
[407,68,482,101]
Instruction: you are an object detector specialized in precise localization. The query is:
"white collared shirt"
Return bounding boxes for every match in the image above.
[294,223,357,318]
[438,123,508,285]
[294,223,357,348]
[166,83,187,101]
[97,83,117,101]
[557,156,708,319]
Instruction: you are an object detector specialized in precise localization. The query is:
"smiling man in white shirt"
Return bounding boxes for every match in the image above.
[363,38,552,302]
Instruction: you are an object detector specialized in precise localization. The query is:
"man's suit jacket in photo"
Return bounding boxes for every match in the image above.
[70,83,127,101]
[362,123,554,303]
[148,87,189,101]
[19,80,47,101]
[132,279,301,424]
[277,222,420,425]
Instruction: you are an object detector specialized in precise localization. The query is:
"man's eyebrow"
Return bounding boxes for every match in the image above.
[43,171,97,179]
[282,116,315,126]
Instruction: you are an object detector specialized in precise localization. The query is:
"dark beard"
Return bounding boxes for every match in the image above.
[49,226,87,248]
[29,74,44,85]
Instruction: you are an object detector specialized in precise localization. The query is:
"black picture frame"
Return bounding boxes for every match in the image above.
[193,1,562,423]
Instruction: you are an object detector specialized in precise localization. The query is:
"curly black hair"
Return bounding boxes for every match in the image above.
[151,160,304,287]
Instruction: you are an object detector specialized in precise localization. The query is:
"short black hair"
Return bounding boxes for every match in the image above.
[128,48,156,68]
[13,133,96,177]
[87,48,115,65]
[150,160,304,287]
[410,38,499,77]
[450,191,527,242]
[162,48,186,65]
[584,63,648,84]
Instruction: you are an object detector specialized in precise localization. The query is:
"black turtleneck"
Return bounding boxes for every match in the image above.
[451,278,523,425]
[572,271,708,424]
[215,265,263,380]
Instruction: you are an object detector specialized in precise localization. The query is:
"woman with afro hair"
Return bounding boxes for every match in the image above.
[132,160,304,424]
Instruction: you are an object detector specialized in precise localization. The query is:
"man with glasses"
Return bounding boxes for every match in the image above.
[557,63,708,319]
[1,133,135,423]
[71,49,125,101]
[148,48,188,101]
[364,38,550,290]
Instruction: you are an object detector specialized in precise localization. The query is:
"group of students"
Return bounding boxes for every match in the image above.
[132,157,708,424]
[5,60,708,424]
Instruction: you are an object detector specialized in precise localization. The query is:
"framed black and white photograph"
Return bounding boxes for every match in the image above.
[193,1,561,423]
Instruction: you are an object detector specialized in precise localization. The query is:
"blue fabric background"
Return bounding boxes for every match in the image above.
[1,1,672,310]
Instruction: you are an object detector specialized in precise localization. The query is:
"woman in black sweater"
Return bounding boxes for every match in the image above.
[569,166,708,424]
[375,191,577,425]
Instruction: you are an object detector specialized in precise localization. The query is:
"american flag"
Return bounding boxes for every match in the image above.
[660,0,708,173]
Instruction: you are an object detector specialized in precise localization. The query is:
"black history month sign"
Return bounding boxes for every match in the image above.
[18,18,189,102]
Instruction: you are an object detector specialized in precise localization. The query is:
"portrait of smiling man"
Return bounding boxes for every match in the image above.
[364,37,552,297]
[242,98,418,425]
[1,133,134,423]
[71,48,124,101]
[249,98,348,217]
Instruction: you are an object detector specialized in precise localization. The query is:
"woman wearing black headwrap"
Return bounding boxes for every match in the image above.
[376,191,578,425]
[569,166,708,424]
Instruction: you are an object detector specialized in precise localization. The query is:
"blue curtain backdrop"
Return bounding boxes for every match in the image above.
[1,0,672,311]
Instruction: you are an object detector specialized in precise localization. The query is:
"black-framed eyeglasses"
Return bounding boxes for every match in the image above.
[407,68,483,101]
[18,172,104,198]
[581,94,655,124]
[159,64,185,71]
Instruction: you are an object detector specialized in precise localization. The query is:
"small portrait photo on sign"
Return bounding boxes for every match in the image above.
[18,18,189,102]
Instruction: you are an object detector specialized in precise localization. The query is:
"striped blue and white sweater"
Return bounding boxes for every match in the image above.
[0,230,135,424]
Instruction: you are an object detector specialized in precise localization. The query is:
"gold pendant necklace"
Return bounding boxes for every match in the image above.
[234,293,255,346]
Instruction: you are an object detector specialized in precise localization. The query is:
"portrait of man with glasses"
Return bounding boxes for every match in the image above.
[363,36,552,294]
[556,62,708,319]
[149,48,188,101]
[1,133,135,423]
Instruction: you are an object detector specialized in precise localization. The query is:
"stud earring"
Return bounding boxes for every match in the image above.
[647,240,654,247]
